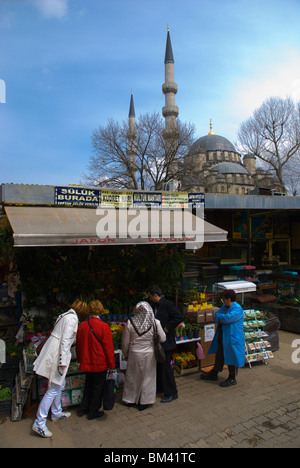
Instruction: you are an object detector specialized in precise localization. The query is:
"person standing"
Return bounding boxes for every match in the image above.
[32,299,87,438]
[122,301,166,411]
[201,289,245,387]
[147,286,183,403]
[76,300,115,420]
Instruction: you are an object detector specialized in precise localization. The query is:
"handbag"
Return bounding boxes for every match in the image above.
[153,320,166,364]
[103,376,116,410]
[36,334,50,356]
[35,313,66,355]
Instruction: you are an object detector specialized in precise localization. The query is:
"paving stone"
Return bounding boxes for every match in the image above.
[1,330,300,449]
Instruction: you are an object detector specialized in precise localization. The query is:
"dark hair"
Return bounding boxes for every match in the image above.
[146,285,163,297]
[222,289,236,302]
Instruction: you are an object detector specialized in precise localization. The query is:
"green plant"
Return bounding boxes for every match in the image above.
[0,219,13,257]
[184,322,193,334]
[156,251,185,303]
[185,289,199,302]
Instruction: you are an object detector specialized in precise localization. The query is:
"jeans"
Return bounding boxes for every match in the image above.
[34,380,65,428]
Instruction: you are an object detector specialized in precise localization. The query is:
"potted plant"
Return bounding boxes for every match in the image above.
[185,322,193,340]
[192,324,200,339]
[176,322,185,341]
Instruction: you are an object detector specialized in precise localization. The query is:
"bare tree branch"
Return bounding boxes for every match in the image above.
[83,112,195,190]
[238,97,300,191]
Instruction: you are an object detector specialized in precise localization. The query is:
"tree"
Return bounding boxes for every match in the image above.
[237,97,300,192]
[83,111,195,190]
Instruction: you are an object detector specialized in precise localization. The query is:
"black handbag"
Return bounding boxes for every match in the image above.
[103,377,116,410]
[153,320,166,364]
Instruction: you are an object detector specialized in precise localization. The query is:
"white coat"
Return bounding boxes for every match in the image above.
[33,309,78,386]
[122,318,166,405]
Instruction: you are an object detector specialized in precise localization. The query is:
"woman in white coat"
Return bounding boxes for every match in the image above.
[122,301,166,411]
[32,299,88,438]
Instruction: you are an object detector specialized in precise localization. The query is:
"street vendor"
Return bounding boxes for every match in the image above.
[201,289,245,387]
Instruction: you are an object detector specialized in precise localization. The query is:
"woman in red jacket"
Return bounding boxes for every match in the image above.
[76,300,115,420]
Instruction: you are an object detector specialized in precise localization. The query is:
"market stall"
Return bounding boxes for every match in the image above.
[0,183,229,420]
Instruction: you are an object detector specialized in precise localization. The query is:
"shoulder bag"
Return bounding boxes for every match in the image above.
[36,311,75,356]
[36,314,64,356]
[153,320,166,364]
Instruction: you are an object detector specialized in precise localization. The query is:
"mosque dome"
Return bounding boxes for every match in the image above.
[188,120,237,156]
[189,134,237,155]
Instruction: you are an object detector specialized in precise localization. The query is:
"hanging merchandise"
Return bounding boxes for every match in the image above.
[196,342,205,360]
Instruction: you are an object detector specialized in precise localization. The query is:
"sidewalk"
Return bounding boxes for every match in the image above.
[1,330,299,449]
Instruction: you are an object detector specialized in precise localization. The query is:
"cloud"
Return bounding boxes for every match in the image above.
[226,48,300,122]
[29,0,68,19]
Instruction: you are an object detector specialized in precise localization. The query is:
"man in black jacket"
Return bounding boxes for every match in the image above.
[147,285,184,403]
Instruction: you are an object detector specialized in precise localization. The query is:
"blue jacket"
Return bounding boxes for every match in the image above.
[208,302,245,368]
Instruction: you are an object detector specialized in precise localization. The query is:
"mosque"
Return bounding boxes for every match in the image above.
[127,28,284,196]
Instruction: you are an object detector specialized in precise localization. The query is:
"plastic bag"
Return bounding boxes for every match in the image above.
[196,342,205,360]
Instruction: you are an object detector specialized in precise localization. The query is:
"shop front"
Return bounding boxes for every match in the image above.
[0,183,229,419]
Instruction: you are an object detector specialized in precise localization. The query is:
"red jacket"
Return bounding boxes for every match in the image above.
[76,318,115,372]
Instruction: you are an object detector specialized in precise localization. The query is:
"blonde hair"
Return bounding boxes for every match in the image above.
[71,299,88,320]
[87,300,105,317]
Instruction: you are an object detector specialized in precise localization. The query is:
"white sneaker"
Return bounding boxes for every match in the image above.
[32,424,53,438]
[51,411,71,421]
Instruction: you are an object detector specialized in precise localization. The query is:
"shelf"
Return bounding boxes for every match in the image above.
[175,338,200,345]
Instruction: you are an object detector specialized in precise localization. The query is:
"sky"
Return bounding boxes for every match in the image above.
[1,0,300,187]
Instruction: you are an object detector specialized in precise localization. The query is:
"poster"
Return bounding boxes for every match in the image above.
[204,324,215,343]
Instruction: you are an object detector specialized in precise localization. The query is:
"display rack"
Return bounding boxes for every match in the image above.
[243,309,273,368]
[11,348,34,421]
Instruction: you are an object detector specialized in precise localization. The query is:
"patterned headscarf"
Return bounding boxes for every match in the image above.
[131,301,155,335]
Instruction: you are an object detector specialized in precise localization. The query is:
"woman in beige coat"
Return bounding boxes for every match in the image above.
[122,301,166,411]
[32,299,88,438]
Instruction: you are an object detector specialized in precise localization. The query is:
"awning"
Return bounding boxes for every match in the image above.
[5,206,227,247]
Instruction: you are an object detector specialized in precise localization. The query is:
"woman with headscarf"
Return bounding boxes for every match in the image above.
[122,301,166,411]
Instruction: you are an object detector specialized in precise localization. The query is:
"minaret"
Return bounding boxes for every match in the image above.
[127,90,137,188]
[162,26,179,174]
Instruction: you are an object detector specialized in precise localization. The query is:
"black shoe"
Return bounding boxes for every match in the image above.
[200,370,218,381]
[220,377,237,387]
[138,404,149,411]
[77,409,88,417]
[87,411,105,420]
[161,393,178,403]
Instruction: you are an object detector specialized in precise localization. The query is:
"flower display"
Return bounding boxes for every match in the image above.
[172,351,197,369]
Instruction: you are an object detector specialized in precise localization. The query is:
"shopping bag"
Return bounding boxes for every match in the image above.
[103,378,116,410]
[196,342,205,360]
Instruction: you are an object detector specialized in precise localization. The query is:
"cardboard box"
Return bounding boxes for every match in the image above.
[205,310,215,322]
[185,310,205,323]
[205,307,218,322]
[184,306,219,323]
